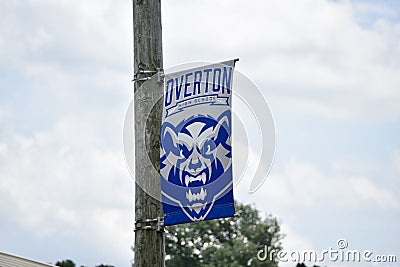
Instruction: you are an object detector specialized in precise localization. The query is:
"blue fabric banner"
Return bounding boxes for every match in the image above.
[160,60,237,226]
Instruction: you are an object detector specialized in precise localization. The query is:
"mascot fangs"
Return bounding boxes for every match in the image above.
[160,110,232,222]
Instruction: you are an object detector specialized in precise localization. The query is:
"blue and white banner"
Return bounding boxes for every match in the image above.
[160,60,237,226]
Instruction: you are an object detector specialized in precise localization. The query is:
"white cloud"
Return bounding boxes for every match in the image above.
[353,2,398,21]
[163,0,400,120]
[393,150,400,171]
[0,1,134,264]
[0,115,133,265]
[0,0,131,71]
[349,177,400,210]
[0,106,8,124]
[0,143,7,157]
[29,28,54,51]
[280,223,315,251]
[244,157,400,212]
[278,223,316,267]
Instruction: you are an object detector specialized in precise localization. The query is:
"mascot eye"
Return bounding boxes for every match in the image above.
[179,144,192,158]
[202,140,216,156]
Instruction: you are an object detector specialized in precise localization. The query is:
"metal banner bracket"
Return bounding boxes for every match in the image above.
[132,68,164,83]
[134,217,164,232]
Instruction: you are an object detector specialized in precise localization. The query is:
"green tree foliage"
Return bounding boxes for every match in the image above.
[295,264,321,267]
[55,259,114,267]
[165,202,283,267]
[55,259,76,267]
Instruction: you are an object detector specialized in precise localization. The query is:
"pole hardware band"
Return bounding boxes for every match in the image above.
[134,216,164,232]
[132,68,164,83]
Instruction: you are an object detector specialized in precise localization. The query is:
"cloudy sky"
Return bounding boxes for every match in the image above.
[1,0,399,266]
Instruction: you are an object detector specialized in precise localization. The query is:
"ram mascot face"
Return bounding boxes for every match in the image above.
[160,111,232,221]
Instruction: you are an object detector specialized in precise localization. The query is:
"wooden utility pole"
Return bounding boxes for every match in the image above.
[133,0,164,266]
